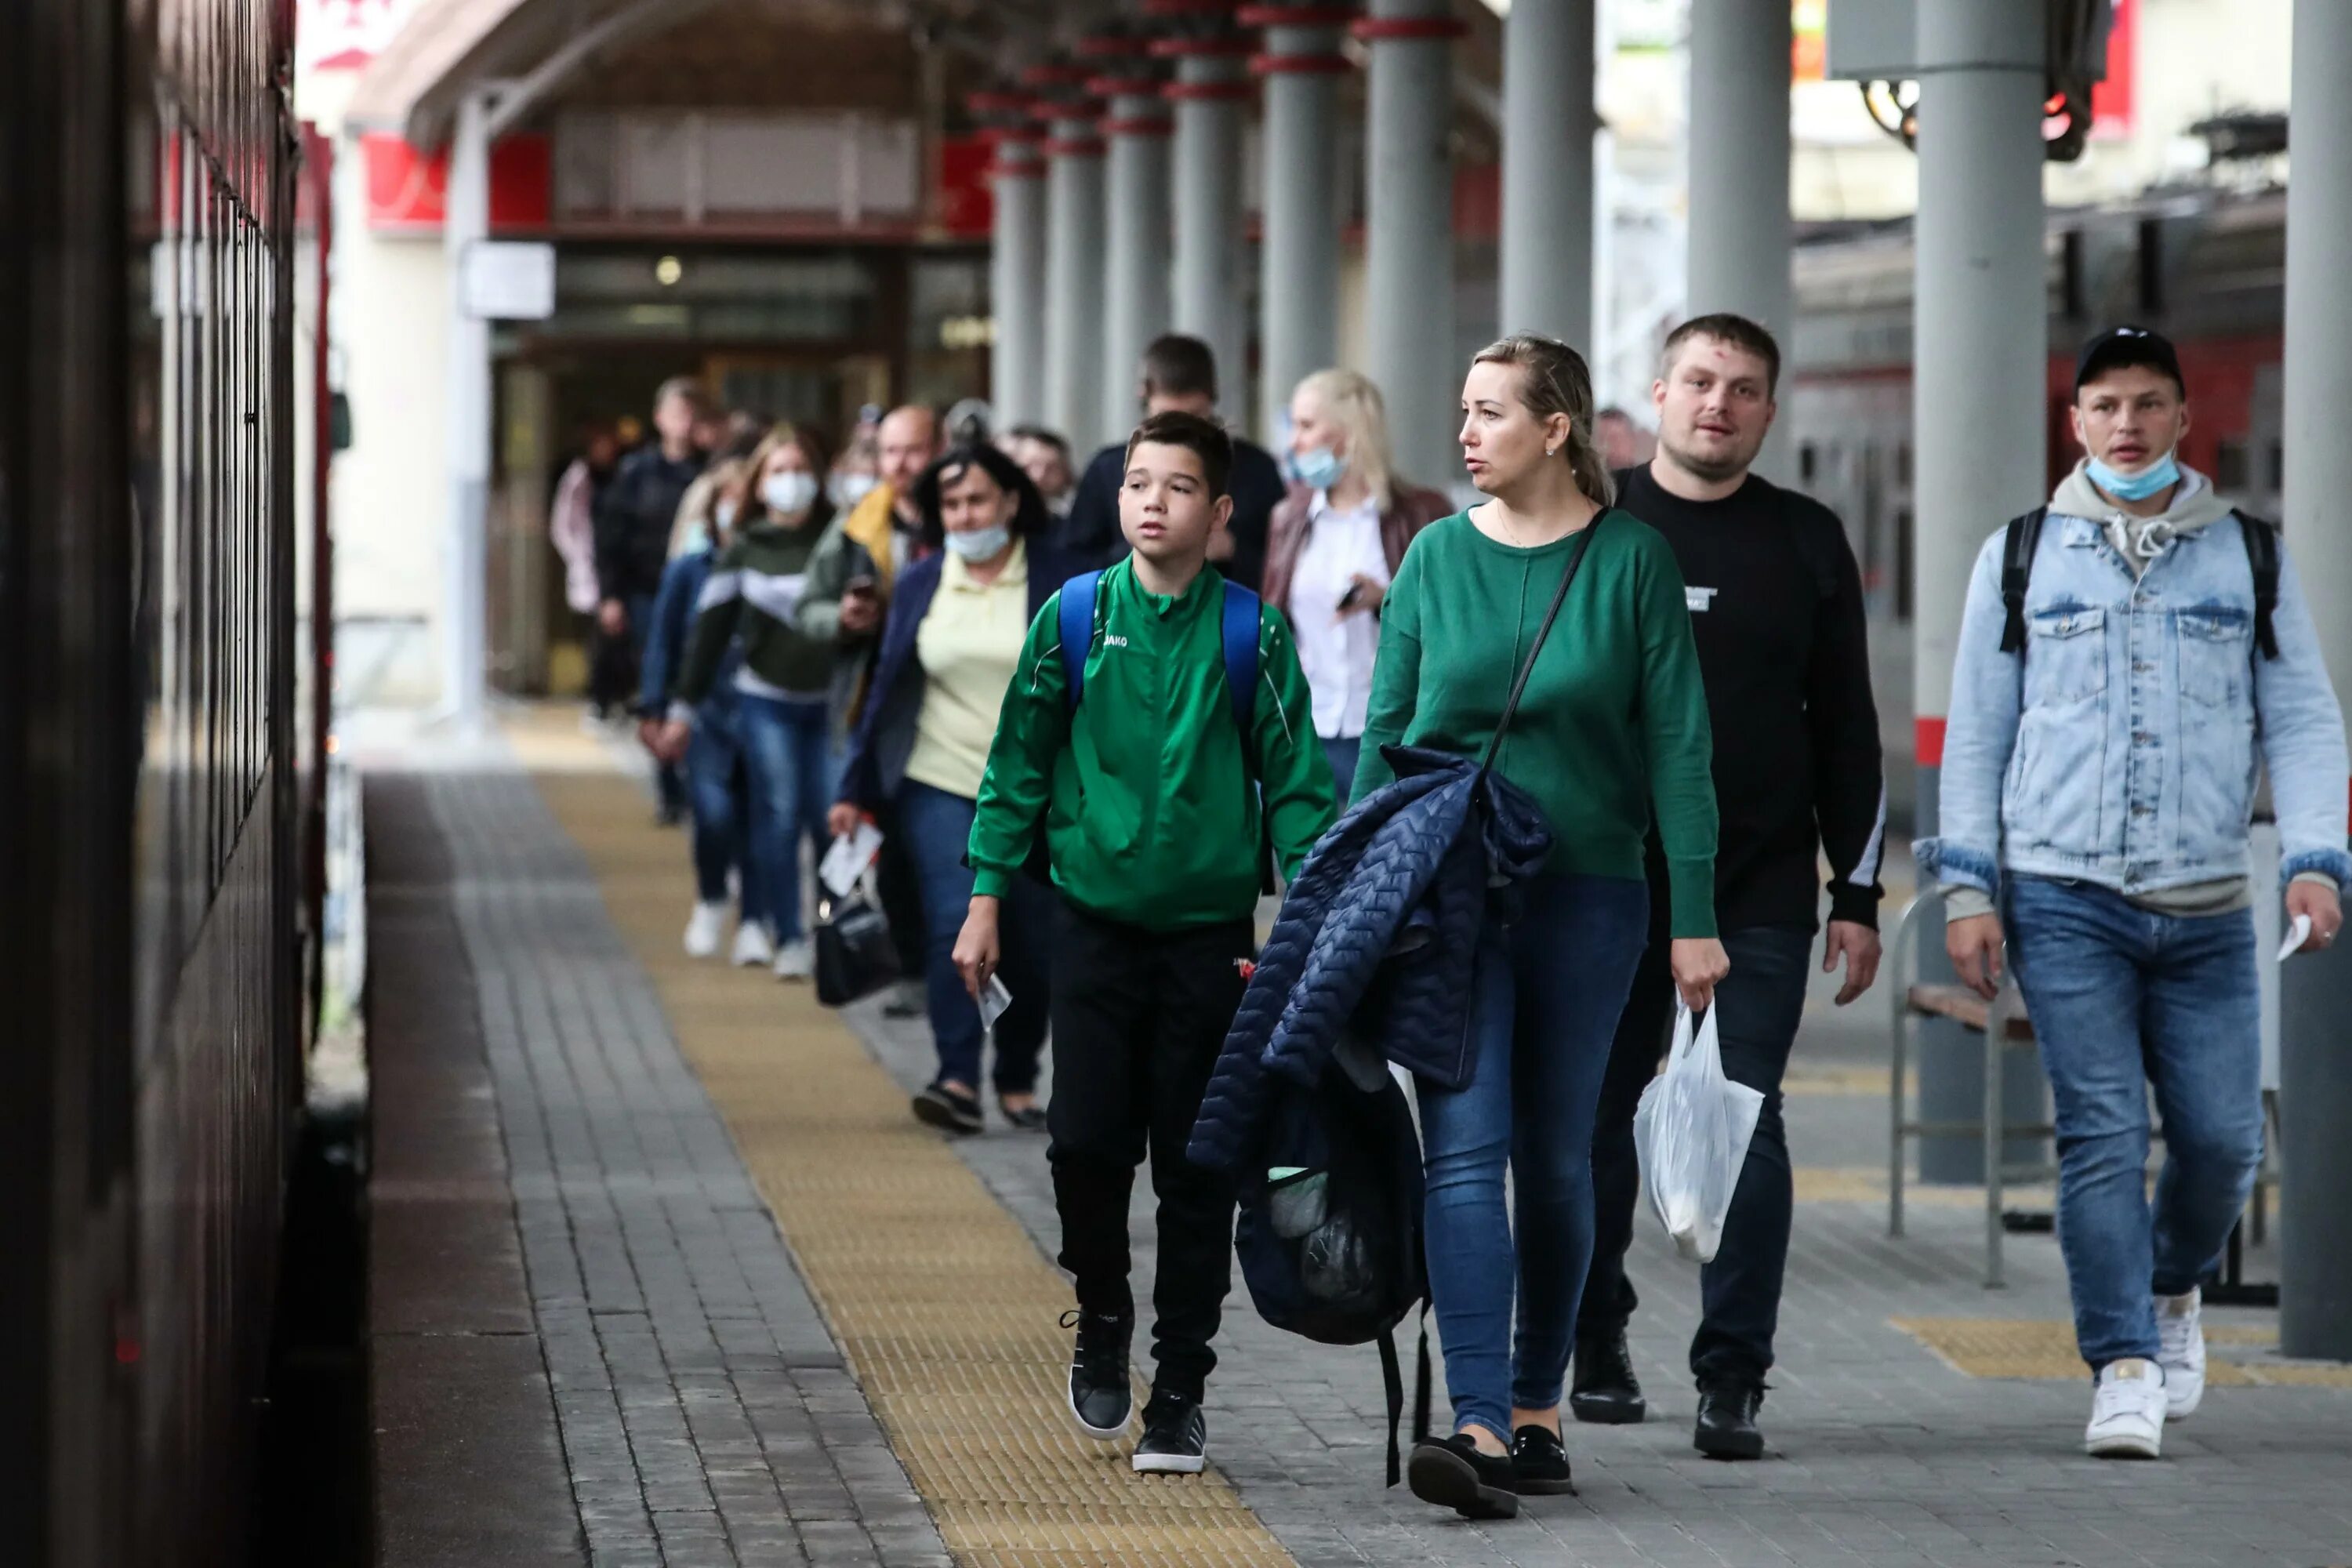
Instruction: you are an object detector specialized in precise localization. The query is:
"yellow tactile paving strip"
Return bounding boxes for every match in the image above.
[1893,1317,2352,1387]
[522,742,1298,1568]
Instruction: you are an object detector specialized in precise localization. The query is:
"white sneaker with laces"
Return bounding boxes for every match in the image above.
[2085,1357,2168,1458]
[731,920,775,968]
[772,938,814,981]
[2156,1288,2205,1421]
[683,902,726,959]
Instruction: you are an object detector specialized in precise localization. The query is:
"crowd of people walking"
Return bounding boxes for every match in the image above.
[586,312,2340,1504]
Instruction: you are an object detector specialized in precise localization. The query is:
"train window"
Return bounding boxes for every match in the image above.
[1799,442,1817,485]
[1895,506,1915,625]
[2214,440,2249,493]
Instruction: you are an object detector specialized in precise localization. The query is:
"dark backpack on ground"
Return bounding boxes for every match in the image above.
[1998,505,2282,659]
[1231,1040,1428,1486]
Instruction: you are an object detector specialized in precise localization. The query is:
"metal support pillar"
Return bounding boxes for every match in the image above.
[1686,0,1791,476]
[1041,101,1108,452]
[1912,0,2049,1182]
[1097,70,1174,442]
[986,122,1048,429]
[1248,3,1349,441]
[1164,38,1252,419]
[1359,1,1465,489]
[441,86,492,732]
[2279,0,2352,1362]
[1500,0,1595,350]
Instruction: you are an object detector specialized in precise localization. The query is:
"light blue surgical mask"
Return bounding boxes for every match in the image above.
[1287,444,1346,492]
[830,473,879,509]
[945,524,1011,564]
[680,521,712,555]
[762,470,819,517]
[2086,448,2181,503]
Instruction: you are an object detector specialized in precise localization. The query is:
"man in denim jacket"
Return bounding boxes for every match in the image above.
[1918,327,2350,1461]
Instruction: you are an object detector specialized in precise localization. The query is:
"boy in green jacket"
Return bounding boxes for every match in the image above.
[954,411,1337,1475]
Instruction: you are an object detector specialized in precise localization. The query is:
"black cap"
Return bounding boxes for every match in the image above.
[2074,325,2185,395]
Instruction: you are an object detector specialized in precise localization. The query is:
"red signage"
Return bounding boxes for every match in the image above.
[937,134,995,238]
[2091,0,2135,138]
[361,132,553,233]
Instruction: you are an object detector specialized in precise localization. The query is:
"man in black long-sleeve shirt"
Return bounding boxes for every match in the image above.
[1570,316,1886,1462]
[1054,334,1285,590]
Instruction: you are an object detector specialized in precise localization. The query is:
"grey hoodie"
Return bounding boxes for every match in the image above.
[2049,459,2235,579]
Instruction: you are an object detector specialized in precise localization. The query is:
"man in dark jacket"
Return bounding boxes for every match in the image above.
[1056,335,1285,590]
[1572,315,1886,1461]
[596,376,708,666]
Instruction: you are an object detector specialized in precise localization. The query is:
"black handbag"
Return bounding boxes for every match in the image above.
[813,889,902,1007]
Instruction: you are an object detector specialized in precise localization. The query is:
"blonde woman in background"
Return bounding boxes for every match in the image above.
[1260,370,1452,800]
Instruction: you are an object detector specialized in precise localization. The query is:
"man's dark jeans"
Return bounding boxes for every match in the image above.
[1581,916,1815,1389]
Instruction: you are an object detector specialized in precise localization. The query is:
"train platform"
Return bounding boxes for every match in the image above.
[358,705,2352,1568]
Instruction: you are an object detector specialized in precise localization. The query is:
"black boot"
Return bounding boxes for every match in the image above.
[1693,1381,1766,1461]
[1569,1334,1646,1425]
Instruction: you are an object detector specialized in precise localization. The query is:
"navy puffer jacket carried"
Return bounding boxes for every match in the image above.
[1188,745,1554,1175]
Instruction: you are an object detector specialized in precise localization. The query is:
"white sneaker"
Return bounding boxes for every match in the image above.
[2156,1288,2206,1421]
[2085,1358,2168,1459]
[772,939,814,982]
[682,902,726,959]
[730,921,775,968]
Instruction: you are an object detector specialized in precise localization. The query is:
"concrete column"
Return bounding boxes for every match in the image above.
[983,111,1047,429]
[1096,67,1174,441]
[441,86,492,732]
[2279,0,2352,1361]
[1500,0,1595,350]
[1912,0,2049,1182]
[1359,0,1464,488]
[1685,0,1791,477]
[1040,98,1109,452]
[1164,39,1252,419]
[1249,4,1350,442]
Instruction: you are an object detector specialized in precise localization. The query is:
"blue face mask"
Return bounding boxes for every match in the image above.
[1287,444,1346,492]
[946,524,1011,563]
[2086,448,2181,503]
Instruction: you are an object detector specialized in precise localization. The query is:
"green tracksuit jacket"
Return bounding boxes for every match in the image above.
[968,559,1338,931]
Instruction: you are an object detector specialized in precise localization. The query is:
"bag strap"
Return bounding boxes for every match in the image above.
[1997,506,2049,655]
[1058,569,1103,708]
[2234,509,2282,661]
[1219,579,1261,739]
[1478,515,1604,773]
[1378,1330,1404,1488]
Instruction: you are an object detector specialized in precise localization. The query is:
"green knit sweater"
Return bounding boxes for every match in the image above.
[1353,508,1720,938]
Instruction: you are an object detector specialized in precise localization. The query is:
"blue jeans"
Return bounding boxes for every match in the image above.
[1322,735,1362,805]
[685,703,764,924]
[628,590,688,816]
[739,692,837,943]
[2004,876,2264,1370]
[1418,872,1650,1443]
[897,779,1052,1094]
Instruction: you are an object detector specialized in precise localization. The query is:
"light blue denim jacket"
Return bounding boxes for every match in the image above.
[1918,482,2352,902]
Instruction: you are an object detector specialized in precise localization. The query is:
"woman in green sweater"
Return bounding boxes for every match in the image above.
[1359,334,1727,1520]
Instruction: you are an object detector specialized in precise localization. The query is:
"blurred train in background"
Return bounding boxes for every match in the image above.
[2,2,335,1564]
[1787,185,2288,827]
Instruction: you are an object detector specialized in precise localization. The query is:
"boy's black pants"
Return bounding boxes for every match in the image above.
[1047,901,1253,1402]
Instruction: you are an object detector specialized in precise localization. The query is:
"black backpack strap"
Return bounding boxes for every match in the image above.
[1998,506,2049,655]
[1378,1330,1404,1488]
[2234,510,2281,661]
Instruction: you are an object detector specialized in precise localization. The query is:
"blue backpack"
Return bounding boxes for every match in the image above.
[1056,568,1261,736]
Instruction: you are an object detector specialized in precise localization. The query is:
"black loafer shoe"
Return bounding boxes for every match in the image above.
[1693,1382,1766,1461]
[1570,1334,1646,1425]
[913,1082,983,1135]
[998,1097,1048,1134]
[1509,1425,1575,1495]
[1405,1434,1519,1520]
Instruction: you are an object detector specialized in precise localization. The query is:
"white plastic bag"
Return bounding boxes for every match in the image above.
[1632,1000,1765,1264]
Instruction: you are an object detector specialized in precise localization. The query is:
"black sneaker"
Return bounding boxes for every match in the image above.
[1569,1334,1647,1425]
[1693,1381,1766,1461]
[1132,1390,1208,1475]
[912,1082,983,1135]
[1509,1424,1574,1496]
[1404,1433,1520,1520]
[1059,1308,1133,1440]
